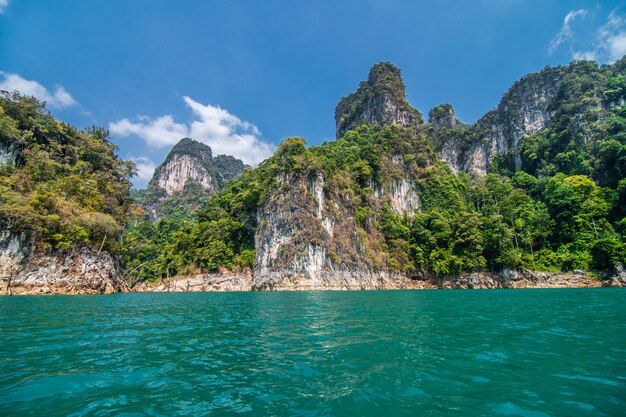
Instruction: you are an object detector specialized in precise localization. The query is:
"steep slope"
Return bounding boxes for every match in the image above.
[432,59,626,178]
[335,62,423,138]
[121,59,626,289]
[141,138,245,219]
[253,130,430,289]
[0,93,134,293]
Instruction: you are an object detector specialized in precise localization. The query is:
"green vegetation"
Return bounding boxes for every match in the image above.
[2,59,625,282]
[0,92,134,252]
[122,126,624,279]
[335,62,423,137]
[137,138,246,220]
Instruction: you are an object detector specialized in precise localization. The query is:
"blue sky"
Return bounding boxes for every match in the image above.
[1,0,625,187]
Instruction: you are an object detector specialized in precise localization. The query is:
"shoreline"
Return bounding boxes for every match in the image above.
[3,269,622,295]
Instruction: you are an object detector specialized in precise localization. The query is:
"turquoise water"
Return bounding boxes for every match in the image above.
[1,289,625,416]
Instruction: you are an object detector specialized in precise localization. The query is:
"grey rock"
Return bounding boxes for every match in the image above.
[335,62,423,138]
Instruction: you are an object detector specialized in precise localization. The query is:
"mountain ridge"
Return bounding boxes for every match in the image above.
[1,58,625,293]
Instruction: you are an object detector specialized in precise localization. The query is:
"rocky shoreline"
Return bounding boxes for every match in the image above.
[2,232,624,295]
[3,266,625,295]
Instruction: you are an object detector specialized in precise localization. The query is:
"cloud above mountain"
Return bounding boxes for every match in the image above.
[110,97,275,166]
[549,8,626,63]
[0,72,78,109]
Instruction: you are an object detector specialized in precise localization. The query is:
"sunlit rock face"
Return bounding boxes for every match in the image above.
[335,62,423,139]
[430,64,615,176]
[143,138,245,219]
[156,152,217,195]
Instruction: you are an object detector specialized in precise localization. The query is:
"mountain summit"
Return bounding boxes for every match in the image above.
[142,138,245,218]
[335,62,423,139]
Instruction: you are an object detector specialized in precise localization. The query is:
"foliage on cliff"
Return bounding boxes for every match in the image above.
[137,138,246,220]
[335,62,423,138]
[514,61,626,187]
[0,92,134,252]
[121,59,626,281]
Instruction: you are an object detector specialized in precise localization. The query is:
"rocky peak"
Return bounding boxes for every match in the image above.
[335,62,423,138]
[142,138,245,219]
[151,138,216,196]
[429,104,458,129]
[433,65,568,176]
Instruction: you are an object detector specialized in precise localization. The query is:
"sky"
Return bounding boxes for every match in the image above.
[1,0,626,187]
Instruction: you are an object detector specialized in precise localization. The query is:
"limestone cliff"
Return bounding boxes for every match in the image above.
[0,231,123,294]
[0,141,19,166]
[252,167,423,290]
[431,62,616,175]
[251,131,427,290]
[335,62,423,139]
[143,138,245,218]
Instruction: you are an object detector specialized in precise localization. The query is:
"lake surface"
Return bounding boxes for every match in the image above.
[1,289,625,416]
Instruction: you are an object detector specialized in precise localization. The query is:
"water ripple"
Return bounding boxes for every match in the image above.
[0,289,625,416]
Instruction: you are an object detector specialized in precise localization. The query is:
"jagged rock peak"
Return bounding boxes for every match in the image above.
[335,62,423,139]
[149,138,215,196]
[148,137,244,197]
[429,104,459,129]
[141,137,245,219]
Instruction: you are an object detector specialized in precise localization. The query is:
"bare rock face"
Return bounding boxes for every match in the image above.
[0,231,122,294]
[252,157,422,290]
[430,63,618,176]
[156,152,217,195]
[431,68,563,175]
[253,170,347,289]
[429,104,464,174]
[602,263,626,287]
[0,141,19,166]
[143,138,245,218]
[335,62,423,138]
[133,270,253,292]
[149,138,239,197]
[434,269,602,289]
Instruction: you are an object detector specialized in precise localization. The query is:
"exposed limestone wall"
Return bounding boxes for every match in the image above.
[433,67,563,176]
[156,153,216,196]
[253,165,421,290]
[432,269,602,289]
[0,141,19,166]
[133,271,253,292]
[253,171,351,290]
[0,231,122,295]
[388,178,420,215]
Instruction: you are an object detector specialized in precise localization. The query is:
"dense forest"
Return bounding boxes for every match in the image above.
[121,60,626,280]
[1,58,625,283]
[0,92,135,253]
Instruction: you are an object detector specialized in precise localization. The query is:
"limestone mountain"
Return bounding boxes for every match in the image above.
[121,58,626,289]
[140,138,245,219]
[335,62,423,139]
[431,59,626,179]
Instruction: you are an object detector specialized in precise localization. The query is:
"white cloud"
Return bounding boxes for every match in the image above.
[0,0,8,14]
[549,9,587,55]
[110,115,188,148]
[550,8,626,63]
[599,11,626,62]
[572,50,597,61]
[0,72,78,109]
[129,156,157,186]
[110,97,275,166]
